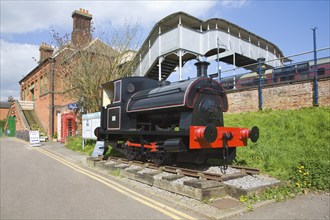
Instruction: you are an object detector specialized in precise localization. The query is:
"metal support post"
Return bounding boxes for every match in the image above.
[257,58,265,111]
[233,54,236,89]
[179,50,182,81]
[217,38,221,83]
[158,57,163,81]
[312,27,318,106]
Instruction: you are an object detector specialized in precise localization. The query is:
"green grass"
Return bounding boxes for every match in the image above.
[65,136,95,155]
[225,107,330,191]
[65,136,124,158]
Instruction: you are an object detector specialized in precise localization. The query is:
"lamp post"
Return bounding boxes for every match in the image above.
[312,27,318,106]
[257,58,265,111]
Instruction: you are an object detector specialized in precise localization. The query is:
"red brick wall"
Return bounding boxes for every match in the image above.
[0,108,9,121]
[19,56,76,137]
[227,78,330,113]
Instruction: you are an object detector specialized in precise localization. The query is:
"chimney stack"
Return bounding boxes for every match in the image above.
[195,61,210,77]
[71,8,92,47]
[39,42,54,63]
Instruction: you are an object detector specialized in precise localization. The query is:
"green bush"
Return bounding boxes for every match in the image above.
[65,136,94,155]
[30,124,47,137]
[104,144,125,158]
[0,119,6,129]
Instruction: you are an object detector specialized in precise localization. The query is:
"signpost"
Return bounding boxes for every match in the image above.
[68,103,78,110]
[29,130,41,147]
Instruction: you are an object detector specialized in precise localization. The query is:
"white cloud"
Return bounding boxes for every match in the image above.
[0,0,250,101]
[1,1,80,34]
[220,0,249,8]
[0,40,39,101]
[0,1,223,34]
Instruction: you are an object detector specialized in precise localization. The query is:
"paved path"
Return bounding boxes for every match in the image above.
[232,193,329,219]
[0,137,200,219]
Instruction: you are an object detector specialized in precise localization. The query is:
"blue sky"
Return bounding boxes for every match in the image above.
[1,0,329,101]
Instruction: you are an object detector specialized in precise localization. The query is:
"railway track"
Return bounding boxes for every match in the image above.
[87,156,280,201]
[106,156,259,182]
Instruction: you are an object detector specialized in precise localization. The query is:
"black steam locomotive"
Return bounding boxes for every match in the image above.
[95,62,259,165]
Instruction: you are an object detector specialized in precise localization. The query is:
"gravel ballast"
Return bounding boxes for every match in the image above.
[224,174,280,189]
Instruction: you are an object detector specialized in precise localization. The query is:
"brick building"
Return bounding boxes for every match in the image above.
[0,101,10,121]
[7,8,113,142]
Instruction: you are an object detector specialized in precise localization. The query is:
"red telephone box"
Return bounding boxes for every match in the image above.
[60,113,76,143]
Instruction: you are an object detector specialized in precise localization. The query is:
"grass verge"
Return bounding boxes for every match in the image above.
[225,107,330,192]
[64,136,124,158]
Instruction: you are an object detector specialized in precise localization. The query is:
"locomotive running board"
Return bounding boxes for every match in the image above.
[101,129,189,137]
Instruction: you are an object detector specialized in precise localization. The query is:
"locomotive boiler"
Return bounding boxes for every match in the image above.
[95,61,259,165]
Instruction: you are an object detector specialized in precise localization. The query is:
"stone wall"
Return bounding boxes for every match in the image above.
[226,78,330,113]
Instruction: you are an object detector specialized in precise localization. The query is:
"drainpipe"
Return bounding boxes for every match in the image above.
[257,58,265,111]
[50,57,55,139]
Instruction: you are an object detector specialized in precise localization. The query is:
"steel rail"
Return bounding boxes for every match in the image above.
[105,156,259,182]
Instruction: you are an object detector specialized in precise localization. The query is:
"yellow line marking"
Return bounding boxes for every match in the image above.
[35,147,196,220]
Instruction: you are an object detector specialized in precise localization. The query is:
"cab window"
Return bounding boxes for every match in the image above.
[114,80,121,102]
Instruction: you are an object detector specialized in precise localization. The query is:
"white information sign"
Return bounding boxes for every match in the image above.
[82,112,100,140]
[29,130,41,147]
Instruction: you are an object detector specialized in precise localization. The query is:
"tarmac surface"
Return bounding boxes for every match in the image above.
[232,193,329,219]
[1,137,201,219]
[3,137,329,219]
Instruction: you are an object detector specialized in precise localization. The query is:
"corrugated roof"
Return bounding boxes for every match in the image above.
[136,11,285,61]
[0,101,11,109]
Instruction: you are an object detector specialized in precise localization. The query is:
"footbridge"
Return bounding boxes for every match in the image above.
[133,12,287,81]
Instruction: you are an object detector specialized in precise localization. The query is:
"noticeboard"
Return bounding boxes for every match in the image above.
[82,112,101,140]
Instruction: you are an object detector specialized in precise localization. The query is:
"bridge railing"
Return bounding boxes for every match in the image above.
[219,47,330,91]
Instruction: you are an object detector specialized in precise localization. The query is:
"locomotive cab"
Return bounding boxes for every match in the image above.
[100,77,160,131]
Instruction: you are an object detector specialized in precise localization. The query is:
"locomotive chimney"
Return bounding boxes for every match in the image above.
[195,61,210,77]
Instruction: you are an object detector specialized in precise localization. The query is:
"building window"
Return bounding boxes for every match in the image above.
[40,76,43,95]
[22,89,26,101]
[317,68,325,76]
[44,74,48,93]
[39,74,48,95]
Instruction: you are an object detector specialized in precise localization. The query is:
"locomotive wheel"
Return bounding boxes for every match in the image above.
[151,152,173,165]
[125,145,139,161]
